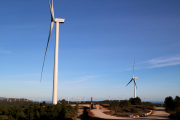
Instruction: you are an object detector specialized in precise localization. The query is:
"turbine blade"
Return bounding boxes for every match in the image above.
[40,21,54,82]
[51,0,54,19]
[126,78,133,86]
[49,0,54,20]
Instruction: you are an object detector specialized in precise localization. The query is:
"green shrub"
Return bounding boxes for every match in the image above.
[120,100,131,106]
[165,96,175,110]
[132,108,139,113]
[122,107,131,112]
[129,97,141,105]
[0,116,4,120]
[0,101,78,120]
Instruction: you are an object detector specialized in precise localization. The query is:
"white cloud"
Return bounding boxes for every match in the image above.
[145,54,180,68]
[119,54,180,72]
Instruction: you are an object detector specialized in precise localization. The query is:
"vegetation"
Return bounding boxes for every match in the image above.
[164,96,180,119]
[0,100,78,120]
[0,100,34,108]
[106,97,154,117]
[120,100,131,106]
[129,97,141,105]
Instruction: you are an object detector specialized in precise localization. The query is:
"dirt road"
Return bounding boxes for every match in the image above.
[90,107,170,120]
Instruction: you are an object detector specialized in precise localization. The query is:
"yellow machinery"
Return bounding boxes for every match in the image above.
[91,97,99,109]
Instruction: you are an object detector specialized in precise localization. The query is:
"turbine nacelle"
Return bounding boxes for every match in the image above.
[132,77,138,80]
[54,18,65,23]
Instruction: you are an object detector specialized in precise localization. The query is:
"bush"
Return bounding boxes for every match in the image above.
[165,96,175,111]
[132,108,139,113]
[165,96,180,119]
[109,101,119,114]
[129,97,141,105]
[0,116,4,120]
[175,96,180,107]
[120,100,131,106]
[122,107,131,112]
[0,101,78,120]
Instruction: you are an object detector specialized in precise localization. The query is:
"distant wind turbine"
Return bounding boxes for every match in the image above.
[126,59,138,98]
[40,0,65,105]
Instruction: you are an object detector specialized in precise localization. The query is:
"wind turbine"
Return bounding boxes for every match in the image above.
[126,59,138,98]
[40,0,65,105]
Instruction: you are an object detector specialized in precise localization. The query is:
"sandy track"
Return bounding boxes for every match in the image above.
[90,107,171,120]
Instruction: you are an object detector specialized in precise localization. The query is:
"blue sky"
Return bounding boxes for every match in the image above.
[0,0,180,102]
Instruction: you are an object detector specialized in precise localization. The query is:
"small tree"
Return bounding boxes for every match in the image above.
[134,97,141,105]
[175,96,180,107]
[129,97,141,105]
[0,116,4,120]
[164,96,175,111]
[129,98,134,105]
[120,100,131,106]
[109,101,119,114]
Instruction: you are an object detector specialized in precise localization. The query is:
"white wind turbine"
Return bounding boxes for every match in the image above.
[40,0,65,105]
[84,97,86,103]
[126,59,138,98]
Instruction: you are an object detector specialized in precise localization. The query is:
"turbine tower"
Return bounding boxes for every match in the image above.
[126,59,138,98]
[40,0,65,105]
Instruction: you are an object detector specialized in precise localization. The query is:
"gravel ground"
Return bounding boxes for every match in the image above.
[90,107,171,120]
